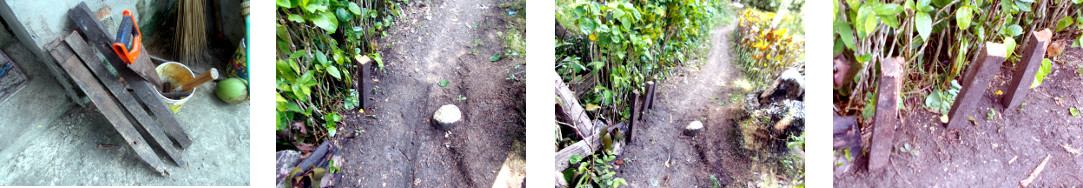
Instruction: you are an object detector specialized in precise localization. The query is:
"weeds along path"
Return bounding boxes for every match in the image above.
[615,24,749,186]
[333,0,525,187]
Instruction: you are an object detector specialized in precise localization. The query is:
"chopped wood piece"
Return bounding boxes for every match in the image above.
[948,43,1007,130]
[1020,154,1051,188]
[870,57,903,171]
[1003,29,1052,110]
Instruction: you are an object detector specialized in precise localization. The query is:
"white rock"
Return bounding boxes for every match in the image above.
[687,121,704,130]
[684,121,704,136]
[433,104,462,130]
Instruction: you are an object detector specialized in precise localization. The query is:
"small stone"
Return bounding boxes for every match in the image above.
[433,104,462,130]
[683,121,703,136]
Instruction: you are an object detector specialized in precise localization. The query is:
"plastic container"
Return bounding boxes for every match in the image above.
[153,62,196,114]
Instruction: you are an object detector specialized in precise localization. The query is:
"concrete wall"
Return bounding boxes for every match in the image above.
[4,0,173,47]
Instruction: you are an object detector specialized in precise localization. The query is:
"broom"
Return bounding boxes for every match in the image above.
[176,0,206,67]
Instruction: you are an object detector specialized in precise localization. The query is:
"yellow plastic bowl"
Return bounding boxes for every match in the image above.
[153,62,195,114]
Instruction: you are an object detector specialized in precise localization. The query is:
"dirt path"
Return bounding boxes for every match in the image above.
[614,24,753,186]
[331,0,524,187]
[835,47,1083,187]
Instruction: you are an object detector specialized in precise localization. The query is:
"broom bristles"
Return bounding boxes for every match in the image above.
[176,0,206,66]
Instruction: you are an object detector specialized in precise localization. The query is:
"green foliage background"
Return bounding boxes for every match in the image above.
[275,0,402,143]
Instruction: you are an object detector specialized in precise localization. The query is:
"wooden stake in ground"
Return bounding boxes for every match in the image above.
[947,42,1006,130]
[1020,154,1051,187]
[1003,29,1052,110]
[869,57,903,172]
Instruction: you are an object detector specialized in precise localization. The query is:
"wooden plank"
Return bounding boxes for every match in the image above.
[1003,29,1052,110]
[555,71,595,136]
[947,43,1007,130]
[41,38,84,107]
[69,2,193,149]
[62,31,186,167]
[554,120,608,171]
[54,55,167,176]
[869,57,903,171]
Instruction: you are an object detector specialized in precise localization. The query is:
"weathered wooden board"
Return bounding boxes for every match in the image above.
[869,57,903,171]
[1003,29,1052,110]
[61,31,186,167]
[947,43,1006,130]
[69,2,193,149]
[54,53,167,176]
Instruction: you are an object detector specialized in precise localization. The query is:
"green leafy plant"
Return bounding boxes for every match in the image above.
[564,152,627,188]
[924,80,961,115]
[987,108,996,120]
[1072,107,1080,117]
[277,0,402,144]
[1031,58,1052,88]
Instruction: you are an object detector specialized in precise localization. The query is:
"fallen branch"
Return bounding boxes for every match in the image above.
[555,71,595,137]
[1020,154,1051,188]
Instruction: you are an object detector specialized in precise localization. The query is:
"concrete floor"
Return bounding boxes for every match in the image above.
[0,79,250,186]
[0,22,75,154]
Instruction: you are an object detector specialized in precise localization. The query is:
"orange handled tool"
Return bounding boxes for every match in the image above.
[109,10,162,89]
[111,10,142,64]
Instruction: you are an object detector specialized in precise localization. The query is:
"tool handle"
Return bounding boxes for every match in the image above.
[178,68,218,92]
[110,10,142,64]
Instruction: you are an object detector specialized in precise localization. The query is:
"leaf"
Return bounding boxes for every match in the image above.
[309,11,339,34]
[925,91,942,110]
[326,65,341,79]
[570,155,583,164]
[276,0,293,8]
[438,80,449,87]
[855,53,872,63]
[1031,58,1053,88]
[348,2,362,15]
[956,6,973,29]
[835,19,856,50]
[288,14,304,23]
[1004,37,1017,59]
[858,5,878,36]
[1056,16,1074,32]
[1072,107,1080,117]
[915,12,932,41]
[875,3,905,15]
[335,7,353,22]
[489,53,502,62]
[1005,24,1024,37]
[585,103,600,111]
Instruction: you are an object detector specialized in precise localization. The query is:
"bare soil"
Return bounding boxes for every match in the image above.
[835,47,1083,187]
[330,0,525,187]
[612,25,764,187]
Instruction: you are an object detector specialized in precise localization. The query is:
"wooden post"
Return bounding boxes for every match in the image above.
[629,89,640,143]
[947,43,1007,130]
[869,57,903,171]
[1003,29,1052,110]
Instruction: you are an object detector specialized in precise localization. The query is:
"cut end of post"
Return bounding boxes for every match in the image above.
[985,42,1007,57]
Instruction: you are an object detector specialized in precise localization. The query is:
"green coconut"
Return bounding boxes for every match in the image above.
[216,78,249,104]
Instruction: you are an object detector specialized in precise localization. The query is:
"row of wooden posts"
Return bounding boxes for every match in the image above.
[869,29,1054,171]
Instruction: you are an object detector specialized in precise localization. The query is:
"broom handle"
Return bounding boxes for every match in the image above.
[178,68,218,92]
